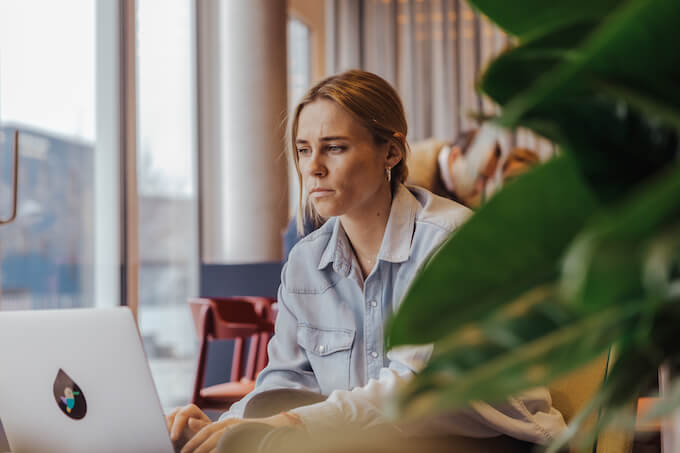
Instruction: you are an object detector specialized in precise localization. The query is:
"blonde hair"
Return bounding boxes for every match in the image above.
[289,70,410,234]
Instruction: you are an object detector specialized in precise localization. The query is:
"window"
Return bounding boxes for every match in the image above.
[0,0,119,310]
[135,0,199,409]
[288,16,312,109]
[287,16,312,215]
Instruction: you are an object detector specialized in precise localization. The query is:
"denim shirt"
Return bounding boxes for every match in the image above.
[223,185,471,419]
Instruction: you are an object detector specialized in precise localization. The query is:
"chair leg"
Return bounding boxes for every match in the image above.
[231,337,244,382]
[257,332,270,373]
[245,334,259,381]
[192,336,210,408]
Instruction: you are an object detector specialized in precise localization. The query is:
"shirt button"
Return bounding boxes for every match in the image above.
[369,300,378,308]
[371,351,379,358]
[319,345,326,353]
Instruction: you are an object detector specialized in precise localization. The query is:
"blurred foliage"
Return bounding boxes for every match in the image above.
[387,0,680,449]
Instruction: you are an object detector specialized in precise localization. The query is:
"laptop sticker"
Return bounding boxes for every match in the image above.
[53,369,87,420]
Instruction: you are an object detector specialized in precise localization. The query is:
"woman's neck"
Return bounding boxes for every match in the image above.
[340,184,393,279]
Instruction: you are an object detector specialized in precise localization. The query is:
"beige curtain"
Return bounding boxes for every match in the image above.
[325,0,554,158]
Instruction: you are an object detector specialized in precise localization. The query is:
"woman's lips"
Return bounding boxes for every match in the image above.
[310,189,334,198]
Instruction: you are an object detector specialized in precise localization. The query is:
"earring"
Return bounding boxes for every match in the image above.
[386,167,392,182]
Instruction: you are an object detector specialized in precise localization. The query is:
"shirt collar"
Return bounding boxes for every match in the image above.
[317,184,421,272]
[317,218,351,275]
[376,184,421,264]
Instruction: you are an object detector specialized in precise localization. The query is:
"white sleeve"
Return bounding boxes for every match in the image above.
[289,344,566,445]
[288,357,413,431]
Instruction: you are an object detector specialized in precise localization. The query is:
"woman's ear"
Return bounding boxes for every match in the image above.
[386,142,403,169]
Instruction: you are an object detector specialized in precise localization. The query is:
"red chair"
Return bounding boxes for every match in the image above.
[189,297,276,410]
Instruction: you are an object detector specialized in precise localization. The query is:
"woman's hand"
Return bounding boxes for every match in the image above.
[179,413,299,453]
[165,404,211,444]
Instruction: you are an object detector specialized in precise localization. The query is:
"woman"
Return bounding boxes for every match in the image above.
[167,70,565,453]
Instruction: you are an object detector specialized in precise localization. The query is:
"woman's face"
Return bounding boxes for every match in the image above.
[295,99,399,219]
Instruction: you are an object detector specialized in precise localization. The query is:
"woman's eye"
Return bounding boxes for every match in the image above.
[328,145,346,152]
[297,148,310,155]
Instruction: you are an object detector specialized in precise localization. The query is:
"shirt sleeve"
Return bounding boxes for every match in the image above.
[289,344,566,445]
[288,345,429,430]
[220,264,321,420]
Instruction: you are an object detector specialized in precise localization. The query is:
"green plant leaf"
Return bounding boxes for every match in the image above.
[643,228,680,298]
[479,23,593,106]
[385,3,680,449]
[478,24,595,106]
[467,0,623,42]
[401,166,680,409]
[595,77,680,130]
[395,304,641,418]
[562,164,680,310]
[479,23,679,204]
[499,0,680,126]
[521,103,679,203]
[386,154,599,348]
[429,286,575,363]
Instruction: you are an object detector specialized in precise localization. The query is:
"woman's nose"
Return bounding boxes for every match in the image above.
[307,151,327,177]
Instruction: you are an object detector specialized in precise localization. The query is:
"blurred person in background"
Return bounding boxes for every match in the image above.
[436,125,502,209]
[501,147,540,183]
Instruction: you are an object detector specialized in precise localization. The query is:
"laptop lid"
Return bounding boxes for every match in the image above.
[0,307,174,453]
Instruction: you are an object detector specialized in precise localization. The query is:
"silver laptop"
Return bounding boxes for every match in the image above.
[0,307,175,453]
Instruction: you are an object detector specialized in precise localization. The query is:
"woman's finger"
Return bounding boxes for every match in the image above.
[165,414,175,431]
[170,404,210,441]
[171,414,189,441]
[180,423,215,453]
[192,431,223,453]
[165,407,182,431]
[188,417,210,433]
[181,404,210,423]
[197,409,211,423]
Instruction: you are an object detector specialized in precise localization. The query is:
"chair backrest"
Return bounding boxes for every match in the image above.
[189,297,276,386]
[211,299,262,382]
[548,349,635,453]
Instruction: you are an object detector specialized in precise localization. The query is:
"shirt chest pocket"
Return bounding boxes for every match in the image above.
[296,325,355,395]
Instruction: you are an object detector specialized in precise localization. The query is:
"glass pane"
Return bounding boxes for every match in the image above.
[287,17,312,215]
[0,0,118,310]
[136,0,199,409]
[287,17,311,109]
